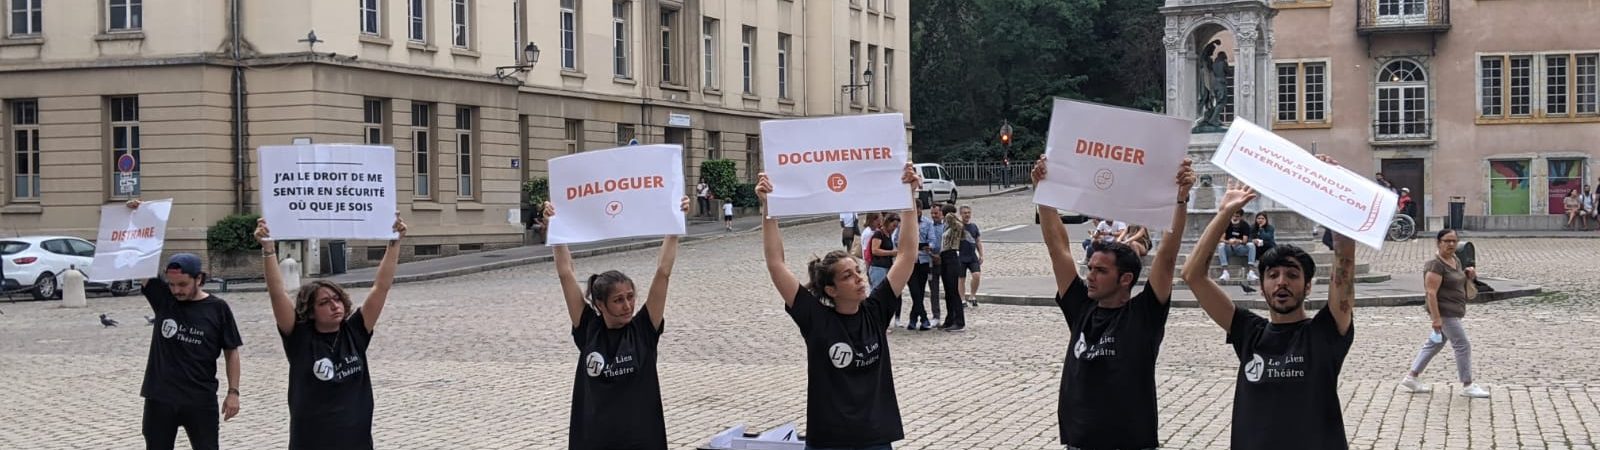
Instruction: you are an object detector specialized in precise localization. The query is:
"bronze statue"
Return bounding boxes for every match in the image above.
[1194,39,1231,132]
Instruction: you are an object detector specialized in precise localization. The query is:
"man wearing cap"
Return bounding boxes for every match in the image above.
[129,200,244,450]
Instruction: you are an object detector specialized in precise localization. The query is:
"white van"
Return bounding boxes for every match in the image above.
[914,163,958,203]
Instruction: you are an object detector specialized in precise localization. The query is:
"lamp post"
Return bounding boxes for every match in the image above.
[998,121,1014,187]
[495,42,541,79]
[839,68,875,114]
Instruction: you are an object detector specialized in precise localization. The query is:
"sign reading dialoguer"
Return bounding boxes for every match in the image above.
[258,145,399,240]
[760,113,910,217]
[546,144,687,245]
[88,198,173,282]
[1033,98,1191,230]
[1211,119,1398,249]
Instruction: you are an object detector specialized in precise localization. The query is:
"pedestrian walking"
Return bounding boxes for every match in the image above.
[254,215,407,449]
[1181,156,1359,450]
[906,199,936,331]
[958,205,985,307]
[1035,155,1195,450]
[551,196,689,450]
[129,199,243,450]
[841,212,860,251]
[723,200,735,231]
[939,209,967,332]
[1399,229,1491,399]
[757,163,919,450]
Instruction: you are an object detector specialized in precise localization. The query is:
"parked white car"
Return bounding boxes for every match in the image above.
[914,163,959,204]
[1,236,136,300]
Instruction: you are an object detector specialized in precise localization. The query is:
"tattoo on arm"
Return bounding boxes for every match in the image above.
[1334,256,1355,312]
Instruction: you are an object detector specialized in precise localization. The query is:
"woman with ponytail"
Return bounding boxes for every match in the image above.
[549,196,689,450]
[757,162,921,450]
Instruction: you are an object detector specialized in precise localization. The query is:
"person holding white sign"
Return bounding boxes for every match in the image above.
[1033,156,1196,450]
[126,201,244,450]
[757,163,920,450]
[1180,158,1358,450]
[553,196,689,450]
[253,214,405,450]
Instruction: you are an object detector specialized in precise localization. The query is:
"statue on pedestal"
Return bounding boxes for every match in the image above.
[1193,39,1232,133]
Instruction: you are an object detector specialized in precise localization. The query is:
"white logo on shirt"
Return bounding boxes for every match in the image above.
[1074,332,1118,360]
[585,352,606,377]
[1244,354,1265,382]
[1073,333,1088,359]
[828,342,855,369]
[313,358,335,381]
[160,319,178,338]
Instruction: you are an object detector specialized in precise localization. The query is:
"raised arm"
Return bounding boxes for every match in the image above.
[1183,180,1256,332]
[253,219,296,335]
[643,196,688,330]
[360,215,407,333]
[883,162,921,294]
[756,174,802,306]
[1033,156,1079,295]
[1148,159,1197,303]
[1318,155,1356,335]
[548,202,588,328]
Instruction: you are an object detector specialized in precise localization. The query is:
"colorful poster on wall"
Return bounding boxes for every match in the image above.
[1547,159,1584,215]
[1489,160,1530,215]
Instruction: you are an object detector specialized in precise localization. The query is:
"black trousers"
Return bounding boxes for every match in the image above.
[143,398,219,450]
[907,262,931,325]
[940,250,965,327]
[927,261,943,320]
[697,197,711,216]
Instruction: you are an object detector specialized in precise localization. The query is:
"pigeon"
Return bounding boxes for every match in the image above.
[99,314,119,328]
[145,315,156,325]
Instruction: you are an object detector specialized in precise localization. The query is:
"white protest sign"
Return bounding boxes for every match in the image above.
[258,145,398,240]
[546,144,687,245]
[1033,98,1192,230]
[760,113,910,217]
[1211,119,1398,249]
[87,199,173,282]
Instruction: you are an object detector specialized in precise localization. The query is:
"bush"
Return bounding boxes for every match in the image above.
[206,214,262,256]
[700,159,739,200]
[522,177,550,211]
[731,183,761,208]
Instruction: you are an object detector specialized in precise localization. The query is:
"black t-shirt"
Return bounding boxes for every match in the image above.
[569,305,666,450]
[959,223,981,262]
[1228,307,1354,450]
[870,233,895,268]
[282,309,376,449]
[140,278,243,406]
[1225,220,1252,242]
[786,282,904,447]
[1056,278,1170,449]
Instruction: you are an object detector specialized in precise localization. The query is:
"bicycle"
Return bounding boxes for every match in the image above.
[1388,213,1417,242]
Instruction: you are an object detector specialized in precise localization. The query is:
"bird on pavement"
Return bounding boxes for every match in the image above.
[99,314,119,328]
[145,315,156,325]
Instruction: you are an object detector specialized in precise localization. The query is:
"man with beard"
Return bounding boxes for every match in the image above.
[1181,160,1357,450]
[1034,155,1196,450]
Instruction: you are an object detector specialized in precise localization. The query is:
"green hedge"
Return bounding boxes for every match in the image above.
[206,213,261,256]
[700,159,739,201]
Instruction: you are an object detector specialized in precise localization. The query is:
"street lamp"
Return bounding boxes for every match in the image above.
[999,121,1014,187]
[839,68,875,111]
[495,42,541,79]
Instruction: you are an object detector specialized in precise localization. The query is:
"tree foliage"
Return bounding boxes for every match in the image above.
[912,0,1167,163]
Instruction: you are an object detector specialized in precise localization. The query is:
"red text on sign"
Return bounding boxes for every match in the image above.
[776,147,893,166]
[567,176,667,200]
[1074,139,1146,165]
[110,227,157,242]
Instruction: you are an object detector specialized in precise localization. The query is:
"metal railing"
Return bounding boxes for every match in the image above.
[938,161,1032,190]
[1357,0,1450,33]
[1371,119,1433,141]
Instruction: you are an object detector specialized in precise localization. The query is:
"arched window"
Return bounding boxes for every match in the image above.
[1375,60,1429,139]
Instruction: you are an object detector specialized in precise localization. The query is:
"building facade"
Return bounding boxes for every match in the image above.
[0,0,910,273]
[1268,0,1600,228]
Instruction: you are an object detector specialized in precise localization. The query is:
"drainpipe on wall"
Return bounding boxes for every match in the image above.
[229,0,249,215]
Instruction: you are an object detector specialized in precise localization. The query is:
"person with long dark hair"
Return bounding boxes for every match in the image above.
[1399,229,1491,399]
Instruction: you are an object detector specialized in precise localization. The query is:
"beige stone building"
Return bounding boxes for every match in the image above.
[1268,0,1600,229]
[0,0,911,273]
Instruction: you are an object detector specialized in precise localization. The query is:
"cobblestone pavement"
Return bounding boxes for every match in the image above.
[2,191,1598,449]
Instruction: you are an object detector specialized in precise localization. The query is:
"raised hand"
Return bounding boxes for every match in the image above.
[125,198,142,209]
[1031,156,1049,187]
[901,161,921,187]
[755,173,773,205]
[253,218,273,245]
[679,195,690,213]
[392,214,408,240]
[1317,153,1341,167]
[543,201,556,218]
[1175,159,1197,202]
[1219,179,1258,212]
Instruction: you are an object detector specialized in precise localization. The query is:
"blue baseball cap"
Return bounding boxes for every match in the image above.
[166,253,203,277]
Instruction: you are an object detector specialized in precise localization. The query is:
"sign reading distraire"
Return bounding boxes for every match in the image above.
[258,145,398,240]
[88,199,173,282]
[1211,119,1398,249]
[761,113,910,217]
[546,144,686,245]
[1033,98,1191,230]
